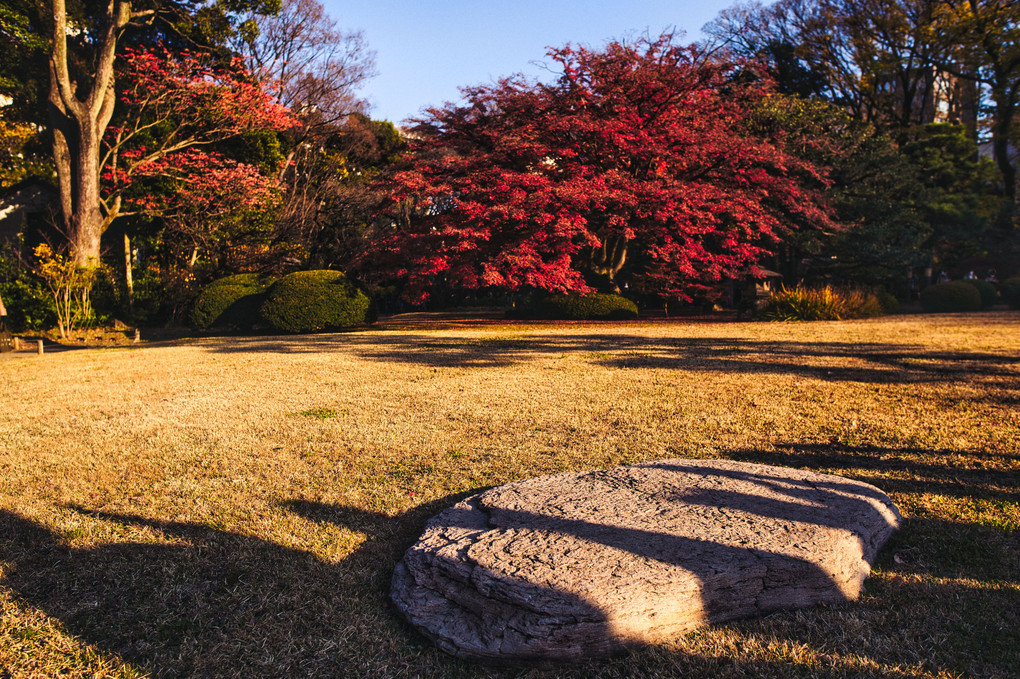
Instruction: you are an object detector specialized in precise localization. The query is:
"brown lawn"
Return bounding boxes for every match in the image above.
[1,312,1018,678]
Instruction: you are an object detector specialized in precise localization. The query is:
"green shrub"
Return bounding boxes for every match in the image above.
[1,239,72,332]
[191,274,276,330]
[0,278,55,331]
[87,268,119,328]
[260,270,373,333]
[124,266,169,327]
[509,293,639,320]
[920,281,982,313]
[877,289,899,314]
[999,277,1020,310]
[757,285,885,321]
[958,279,998,308]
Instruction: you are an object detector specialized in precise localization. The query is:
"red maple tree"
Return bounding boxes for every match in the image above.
[364,37,836,303]
[95,46,295,303]
[101,46,294,231]
[126,149,282,268]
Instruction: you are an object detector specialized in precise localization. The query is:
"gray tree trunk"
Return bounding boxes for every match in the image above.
[48,0,135,265]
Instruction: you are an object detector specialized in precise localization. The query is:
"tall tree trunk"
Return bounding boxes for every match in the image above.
[54,117,106,264]
[963,0,1020,241]
[123,232,134,310]
[47,0,133,265]
[990,96,1017,236]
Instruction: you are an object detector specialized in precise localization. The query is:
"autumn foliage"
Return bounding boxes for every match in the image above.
[101,47,294,240]
[116,47,293,137]
[365,37,835,303]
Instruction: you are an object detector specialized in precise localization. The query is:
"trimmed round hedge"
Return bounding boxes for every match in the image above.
[1001,277,1020,310]
[510,293,639,320]
[920,281,982,313]
[260,270,373,333]
[958,279,998,308]
[191,273,275,330]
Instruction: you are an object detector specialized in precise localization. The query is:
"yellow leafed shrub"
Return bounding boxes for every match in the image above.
[758,285,887,321]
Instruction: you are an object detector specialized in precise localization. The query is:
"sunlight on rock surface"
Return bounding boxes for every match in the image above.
[392,459,901,665]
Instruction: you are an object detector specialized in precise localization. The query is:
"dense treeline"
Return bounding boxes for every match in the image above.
[0,0,1017,332]
[704,0,1017,287]
[0,0,395,330]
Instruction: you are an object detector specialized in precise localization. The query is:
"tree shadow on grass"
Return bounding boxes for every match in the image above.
[726,442,1020,504]
[0,496,474,678]
[0,448,1016,677]
[199,333,1020,388]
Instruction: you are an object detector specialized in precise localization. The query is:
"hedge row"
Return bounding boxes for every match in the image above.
[919,278,1012,313]
[192,273,1018,332]
[508,293,639,320]
[1002,277,1020,309]
[191,270,373,333]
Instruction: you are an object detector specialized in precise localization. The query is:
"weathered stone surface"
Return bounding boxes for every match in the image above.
[391,458,901,665]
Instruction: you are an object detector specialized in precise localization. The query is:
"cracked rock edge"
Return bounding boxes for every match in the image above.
[391,458,901,665]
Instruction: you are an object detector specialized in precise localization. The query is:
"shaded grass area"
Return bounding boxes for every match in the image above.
[0,313,1018,678]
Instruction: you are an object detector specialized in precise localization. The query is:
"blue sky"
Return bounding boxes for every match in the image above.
[323,1,741,125]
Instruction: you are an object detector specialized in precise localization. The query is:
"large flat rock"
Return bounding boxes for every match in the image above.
[391,458,901,665]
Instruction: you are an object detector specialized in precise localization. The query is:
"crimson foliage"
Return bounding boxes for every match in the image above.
[102,48,294,271]
[102,47,293,228]
[365,37,835,303]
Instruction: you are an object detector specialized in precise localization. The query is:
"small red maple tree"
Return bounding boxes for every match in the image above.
[364,36,836,303]
[127,149,282,267]
[101,46,294,233]
[95,46,297,280]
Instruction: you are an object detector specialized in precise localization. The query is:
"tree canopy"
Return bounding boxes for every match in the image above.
[363,37,836,303]
[705,0,1019,249]
[2,1,1015,328]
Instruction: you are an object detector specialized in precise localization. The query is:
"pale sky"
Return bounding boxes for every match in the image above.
[323,0,742,125]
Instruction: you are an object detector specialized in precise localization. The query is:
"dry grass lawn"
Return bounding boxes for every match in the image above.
[0,312,1018,678]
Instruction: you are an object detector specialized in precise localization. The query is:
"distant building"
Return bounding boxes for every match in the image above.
[875,64,980,137]
[929,68,979,134]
